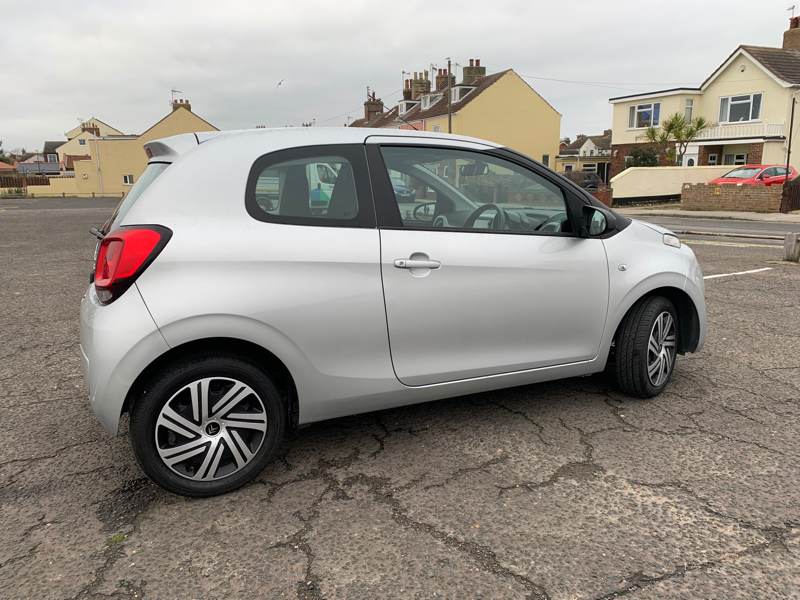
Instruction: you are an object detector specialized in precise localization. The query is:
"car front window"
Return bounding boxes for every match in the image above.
[722,167,761,179]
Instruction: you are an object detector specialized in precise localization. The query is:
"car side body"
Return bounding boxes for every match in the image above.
[81,128,705,437]
[708,164,798,186]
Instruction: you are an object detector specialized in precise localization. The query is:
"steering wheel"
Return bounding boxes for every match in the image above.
[412,201,437,221]
[462,203,507,230]
[535,212,567,233]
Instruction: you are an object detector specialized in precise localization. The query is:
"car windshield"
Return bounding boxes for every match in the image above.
[722,167,761,179]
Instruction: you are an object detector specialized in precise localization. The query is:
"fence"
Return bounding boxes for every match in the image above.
[780,179,800,213]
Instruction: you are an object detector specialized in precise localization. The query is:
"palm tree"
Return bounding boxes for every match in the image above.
[644,113,709,165]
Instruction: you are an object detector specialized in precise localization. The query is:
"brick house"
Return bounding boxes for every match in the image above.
[608,17,800,179]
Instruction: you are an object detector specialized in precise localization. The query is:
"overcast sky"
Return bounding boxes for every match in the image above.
[0,0,793,151]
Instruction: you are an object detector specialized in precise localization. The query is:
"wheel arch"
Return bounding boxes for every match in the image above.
[123,337,299,429]
[612,286,701,355]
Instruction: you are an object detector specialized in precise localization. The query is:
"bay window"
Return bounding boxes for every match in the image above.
[628,102,660,128]
[719,93,762,122]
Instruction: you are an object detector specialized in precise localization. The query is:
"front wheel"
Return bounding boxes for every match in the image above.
[612,296,678,397]
[130,355,286,497]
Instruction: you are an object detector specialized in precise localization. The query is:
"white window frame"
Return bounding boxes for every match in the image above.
[707,153,718,166]
[420,94,443,110]
[564,164,573,172]
[78,138,87,146]
[453,86,474,102]
[684,98,693,122]
[123,174,134,185]
[723,153,748,166]
[718,93,762,123]
[431,125,441,132]
[628,102,661,129]
[398,100,419,116]
[582,163,597,173]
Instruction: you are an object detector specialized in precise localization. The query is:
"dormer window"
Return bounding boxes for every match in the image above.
[452,86,475,102]
[420,94,443,110]
[398,100,419,115]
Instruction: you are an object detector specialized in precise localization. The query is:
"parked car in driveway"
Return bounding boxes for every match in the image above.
[562,170,603,192]
[80,128,706,496]
[708,164,797,186]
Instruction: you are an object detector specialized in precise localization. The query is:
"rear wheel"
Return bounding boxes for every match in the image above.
[612,296,678,398]
[130,355,285,497]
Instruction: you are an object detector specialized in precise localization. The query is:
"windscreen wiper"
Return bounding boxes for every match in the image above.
[89,226,105,240]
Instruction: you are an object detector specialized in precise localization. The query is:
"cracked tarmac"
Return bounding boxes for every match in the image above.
[1,197,799,599]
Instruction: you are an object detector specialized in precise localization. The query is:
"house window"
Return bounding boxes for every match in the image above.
[542,154,550,167]
[589,149,595,156]
[628,102,661,128]
[46,154,58,163]
[453,87,474,102]
[684,99,694,122]
[564,164,573,172]
[432,125,441,132]
[79,139,86,146]
[583,163,597,173]
[723,153,747,165]
[420,94,442,110]
[719,93,762,122]
[707,153,718,165]
[123,174,135,184]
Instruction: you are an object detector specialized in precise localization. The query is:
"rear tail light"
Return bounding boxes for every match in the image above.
[93,225,172,304]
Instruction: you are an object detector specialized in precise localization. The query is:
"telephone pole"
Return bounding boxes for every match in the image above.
[447,58,452,134]
[786,96,796,187]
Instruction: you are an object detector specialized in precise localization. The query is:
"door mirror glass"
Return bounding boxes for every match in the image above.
[582,205,614,237]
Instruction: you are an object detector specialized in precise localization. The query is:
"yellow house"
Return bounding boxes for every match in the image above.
[74,99,217,195]
[350,60,561,168]
[608,18,800,178]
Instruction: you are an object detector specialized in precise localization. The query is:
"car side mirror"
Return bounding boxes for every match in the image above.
[580,205,616,238]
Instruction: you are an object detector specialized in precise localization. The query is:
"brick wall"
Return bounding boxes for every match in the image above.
[681,183,783,212]
[746,142,764,164]
[609,143,669,179]
[698,145,723,166]
[592,186,613,206]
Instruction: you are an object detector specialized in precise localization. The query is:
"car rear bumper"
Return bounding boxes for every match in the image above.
[80,284,169,435]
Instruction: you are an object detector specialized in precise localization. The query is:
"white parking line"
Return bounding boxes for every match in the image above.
[704,267,774,280]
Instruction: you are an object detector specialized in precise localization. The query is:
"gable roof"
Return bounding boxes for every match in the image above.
[561,131,611,155]
[738,45,800,85]
[610,44,800,103]
[65,117,124,138]
[42,141,63,154]
[351,69,512,128]
[137,105,218,139]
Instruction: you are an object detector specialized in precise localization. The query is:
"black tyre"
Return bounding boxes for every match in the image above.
[130,354,286,497]
[612,296,678,398]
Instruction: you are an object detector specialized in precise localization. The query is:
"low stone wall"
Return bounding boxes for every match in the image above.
[681,183,783,213]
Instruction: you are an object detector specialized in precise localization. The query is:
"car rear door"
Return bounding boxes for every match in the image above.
[366,137,610,387]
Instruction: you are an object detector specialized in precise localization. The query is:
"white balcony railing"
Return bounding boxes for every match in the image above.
[694,122,785,141]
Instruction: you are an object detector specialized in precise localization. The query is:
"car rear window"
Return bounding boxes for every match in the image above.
[722,167,760,179]
[103,162,169,232]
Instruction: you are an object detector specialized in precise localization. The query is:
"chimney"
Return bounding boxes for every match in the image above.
[435,68,455,91]
[364,89,384,122]
[402,79,412,101]
[461,58,486,85]
[784,16,800,49]
[172,98,192,112]
[81,123,100,136]
[410,70,431,100]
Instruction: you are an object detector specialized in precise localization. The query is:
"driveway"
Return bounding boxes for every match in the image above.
[1,197,798,599]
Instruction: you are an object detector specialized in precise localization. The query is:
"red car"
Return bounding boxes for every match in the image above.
[709,164,797,186]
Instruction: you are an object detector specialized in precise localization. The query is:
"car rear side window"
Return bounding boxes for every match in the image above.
[245,144,375,228]
[105,162,169,232]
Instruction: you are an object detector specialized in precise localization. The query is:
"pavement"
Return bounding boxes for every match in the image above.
[1,197,799,599]
[618,205,800,224]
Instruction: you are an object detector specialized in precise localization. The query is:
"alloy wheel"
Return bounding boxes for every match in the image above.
[155,377,268,481]
[647,311,676,387]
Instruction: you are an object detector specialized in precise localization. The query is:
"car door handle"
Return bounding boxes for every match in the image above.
[394,258,441,269]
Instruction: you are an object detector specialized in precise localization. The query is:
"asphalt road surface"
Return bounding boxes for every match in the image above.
[1,197,798,599]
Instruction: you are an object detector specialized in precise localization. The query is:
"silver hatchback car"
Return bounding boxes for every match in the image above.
[80,128,706,496]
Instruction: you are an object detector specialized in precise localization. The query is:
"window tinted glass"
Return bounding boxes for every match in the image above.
[379,146,570,234]
[106,162,169,232]
[253,155,358,220]
[722,167,760,178]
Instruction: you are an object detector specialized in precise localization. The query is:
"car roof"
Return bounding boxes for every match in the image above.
[145,127,504,162]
